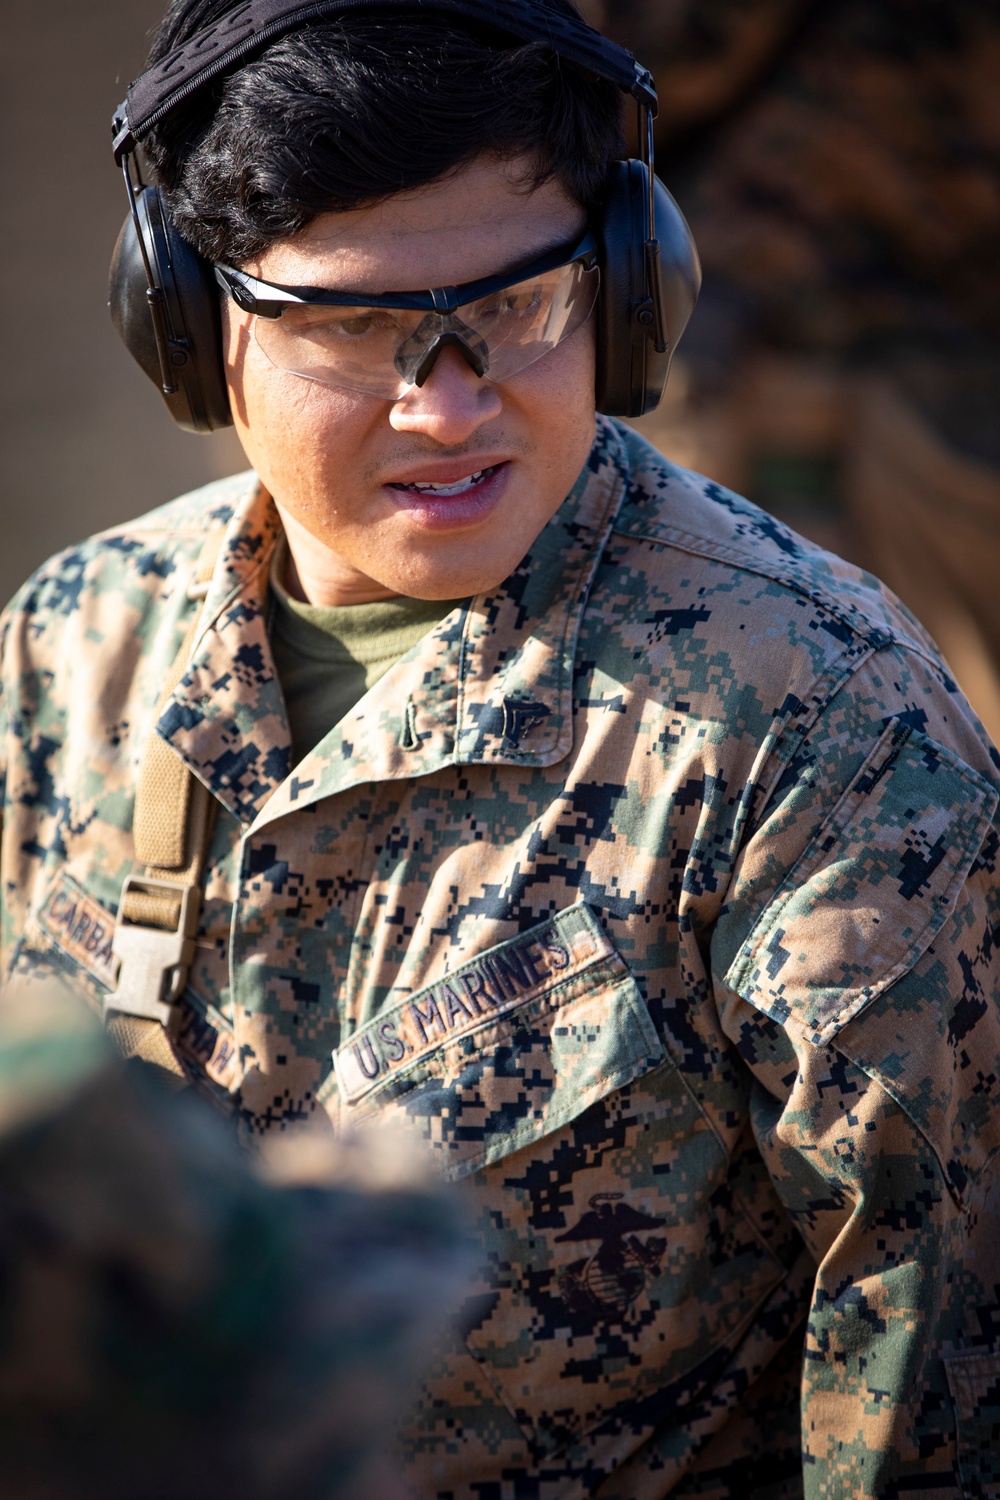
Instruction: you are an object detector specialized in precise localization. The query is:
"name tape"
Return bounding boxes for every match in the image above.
[36,873,119,990]
[177,1006,242,1092]
[334,902,612,1106]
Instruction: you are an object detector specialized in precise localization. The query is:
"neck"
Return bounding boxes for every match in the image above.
[275,501,401,607]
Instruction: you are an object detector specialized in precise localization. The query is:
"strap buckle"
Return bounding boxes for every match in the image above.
[105,876,200,1031]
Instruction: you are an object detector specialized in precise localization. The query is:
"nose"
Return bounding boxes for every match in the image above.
[388,344,503,443]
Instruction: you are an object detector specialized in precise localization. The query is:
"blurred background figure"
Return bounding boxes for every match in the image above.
[0,978,468,1500]
[2,0,998,735]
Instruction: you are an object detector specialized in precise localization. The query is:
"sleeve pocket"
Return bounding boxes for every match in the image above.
[723,720,997,1048]
[945,1346,1000,1498]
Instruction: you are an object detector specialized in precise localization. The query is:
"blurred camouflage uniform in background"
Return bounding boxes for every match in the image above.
[585,0,1000,742]
[0,978,467,1500]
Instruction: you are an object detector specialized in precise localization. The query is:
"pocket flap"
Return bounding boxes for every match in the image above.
[333,903,664,1178]
[723,721,998,1047]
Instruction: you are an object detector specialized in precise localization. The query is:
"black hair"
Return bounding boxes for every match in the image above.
[143,1,625,265]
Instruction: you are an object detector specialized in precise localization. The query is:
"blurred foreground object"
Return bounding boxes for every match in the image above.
[0,980,468,1500]
[588,0,1000,741]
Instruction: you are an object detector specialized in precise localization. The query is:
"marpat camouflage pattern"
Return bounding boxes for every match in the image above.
[2,417,999,1497]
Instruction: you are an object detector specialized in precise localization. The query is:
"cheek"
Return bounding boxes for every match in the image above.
[223,308,374,477]
[511,320,597,465]
[519,319,594,415]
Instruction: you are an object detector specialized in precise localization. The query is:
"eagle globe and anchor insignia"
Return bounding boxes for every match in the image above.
[555,1193,667,1318]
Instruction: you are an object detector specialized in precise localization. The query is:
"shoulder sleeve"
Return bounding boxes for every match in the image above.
[714,664,1000,1196]
[710,643,1000,1497]
[0,570,75,978]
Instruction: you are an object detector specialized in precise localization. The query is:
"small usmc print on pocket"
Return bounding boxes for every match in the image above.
[334,903,605,1107]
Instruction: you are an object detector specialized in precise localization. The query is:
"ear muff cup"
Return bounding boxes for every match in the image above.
[595,160,701,419]
[109,185,232,434]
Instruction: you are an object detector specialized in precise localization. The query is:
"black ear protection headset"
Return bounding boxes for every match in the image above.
[109,0,701,433]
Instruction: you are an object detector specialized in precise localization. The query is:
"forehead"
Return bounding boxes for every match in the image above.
[251,153,586,291]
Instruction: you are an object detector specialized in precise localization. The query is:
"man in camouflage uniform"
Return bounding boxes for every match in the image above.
[2,2,999,1496]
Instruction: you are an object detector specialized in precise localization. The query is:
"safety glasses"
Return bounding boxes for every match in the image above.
[214,232,600,400]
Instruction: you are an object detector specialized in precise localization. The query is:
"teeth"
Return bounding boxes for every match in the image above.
[399,467,491,496]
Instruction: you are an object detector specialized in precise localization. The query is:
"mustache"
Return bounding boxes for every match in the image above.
[362,439,531,484]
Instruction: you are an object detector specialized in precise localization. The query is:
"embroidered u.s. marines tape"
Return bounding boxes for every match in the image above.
[334,902,614,1106]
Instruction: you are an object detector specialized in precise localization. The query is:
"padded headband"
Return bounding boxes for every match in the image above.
[113,0,656,162]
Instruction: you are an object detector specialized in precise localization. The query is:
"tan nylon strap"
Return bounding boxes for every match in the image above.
[105,1011,192,1084]
[121,889,185,931]
[120,779,215,927]
[108,531,225,1077]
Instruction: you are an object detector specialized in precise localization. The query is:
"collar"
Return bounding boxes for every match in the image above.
[155,417,630,830]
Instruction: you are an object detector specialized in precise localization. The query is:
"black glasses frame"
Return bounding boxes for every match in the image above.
[213,232,599,320]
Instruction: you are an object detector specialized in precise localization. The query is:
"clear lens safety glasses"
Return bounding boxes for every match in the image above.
[214,233,600,400]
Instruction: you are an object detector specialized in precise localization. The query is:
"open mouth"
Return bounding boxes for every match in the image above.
[389,464,500,498]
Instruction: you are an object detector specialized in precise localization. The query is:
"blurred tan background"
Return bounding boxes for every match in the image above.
[2,0,999,738]
[0,0,244,608]
[590,0,1000,742]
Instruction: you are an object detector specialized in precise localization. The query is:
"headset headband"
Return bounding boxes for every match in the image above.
[113,0,656,163]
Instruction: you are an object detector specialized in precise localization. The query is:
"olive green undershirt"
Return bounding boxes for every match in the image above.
[269,544,465,764]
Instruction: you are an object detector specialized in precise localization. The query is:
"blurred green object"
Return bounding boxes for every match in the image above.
[0,980,468,1500]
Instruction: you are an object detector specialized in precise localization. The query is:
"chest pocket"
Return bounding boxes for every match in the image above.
[332,903,788,1458]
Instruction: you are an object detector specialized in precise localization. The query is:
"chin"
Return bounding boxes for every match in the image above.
[388,565,511,602]
[379,533,534,602]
